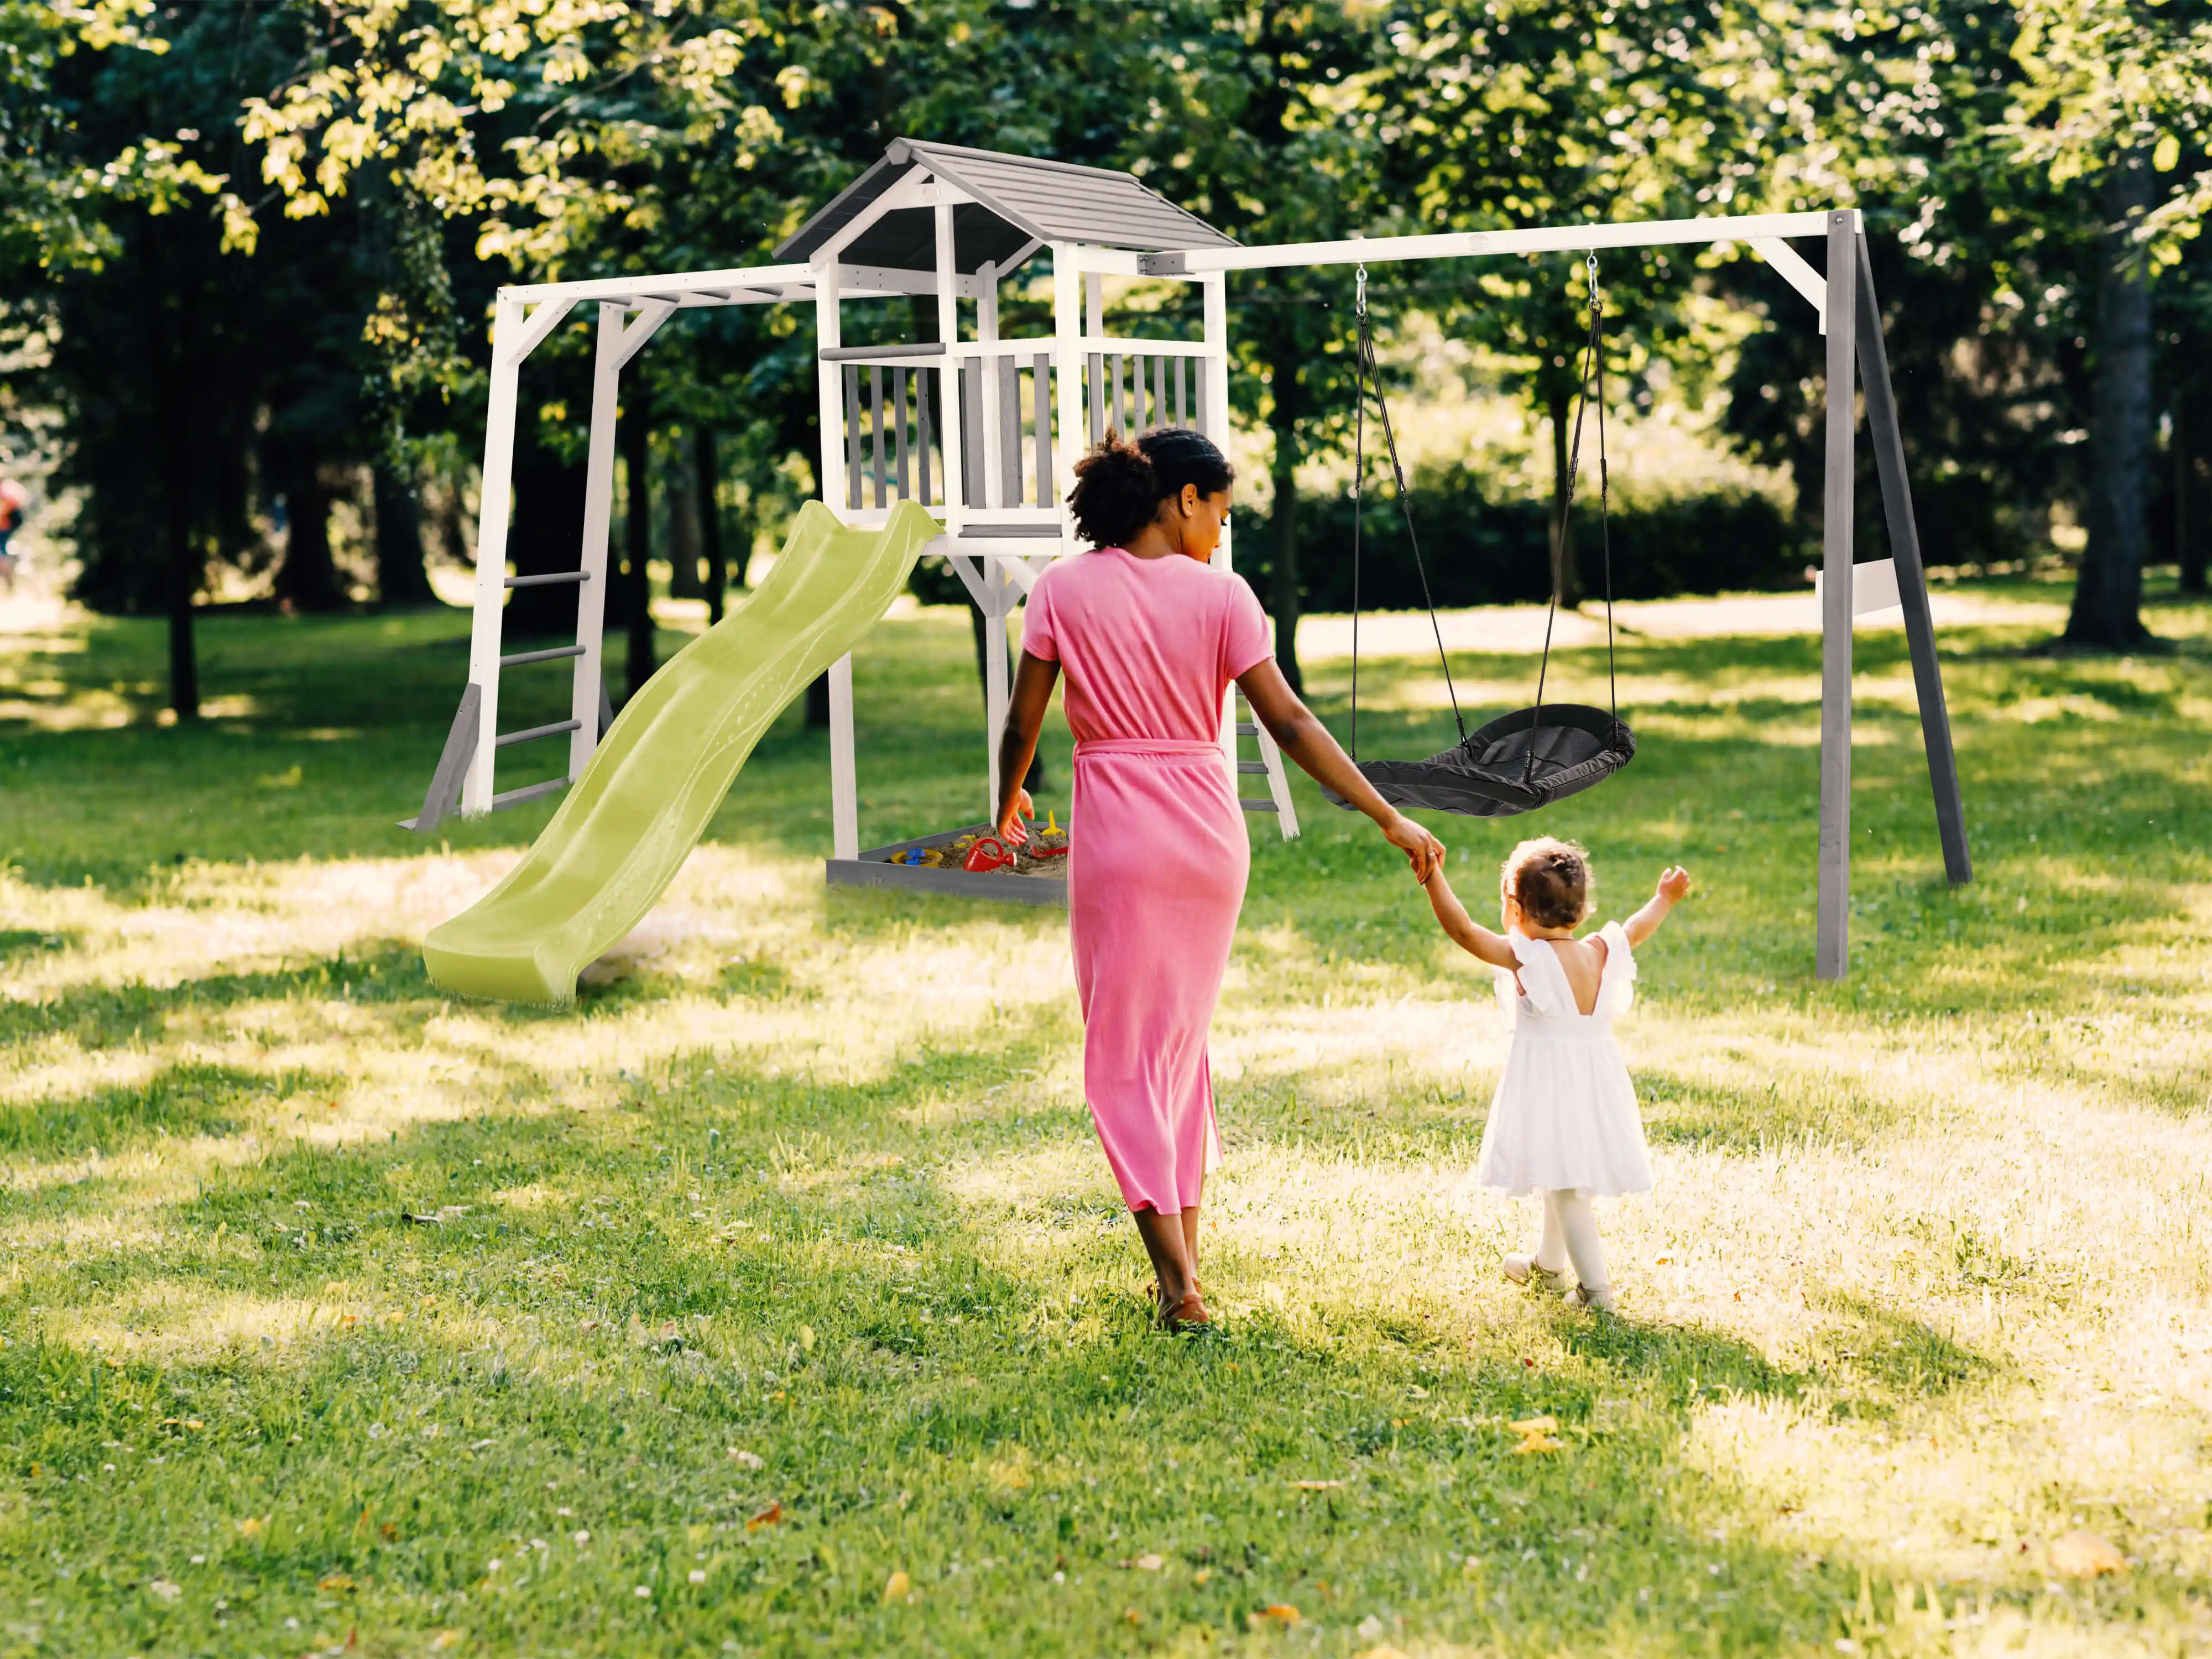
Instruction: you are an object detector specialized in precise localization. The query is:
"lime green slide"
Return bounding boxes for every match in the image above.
[424,499,940,1004]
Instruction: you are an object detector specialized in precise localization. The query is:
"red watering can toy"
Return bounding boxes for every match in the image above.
[962,836,1015,874]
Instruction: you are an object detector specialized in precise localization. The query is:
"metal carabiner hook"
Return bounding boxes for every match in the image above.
[1355,263,1368,319]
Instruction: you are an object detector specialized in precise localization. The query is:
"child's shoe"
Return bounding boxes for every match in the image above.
[1563,1281,1618,1313]
[1503,1253,1570,1290]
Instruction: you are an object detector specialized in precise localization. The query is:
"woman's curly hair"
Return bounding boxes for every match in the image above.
[1501,837,1593,930]
[1066,426,1234,549]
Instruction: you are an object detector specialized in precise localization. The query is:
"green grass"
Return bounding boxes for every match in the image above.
[2,577,2210,1657]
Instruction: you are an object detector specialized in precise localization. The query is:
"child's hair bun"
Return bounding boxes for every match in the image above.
[1501,837,1592,930]
[1068,426,1235,549]
[1067,430,1161,549]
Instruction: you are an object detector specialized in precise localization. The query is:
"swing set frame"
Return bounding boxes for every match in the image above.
[425,133,1966,980]
[1150,206,1974,980]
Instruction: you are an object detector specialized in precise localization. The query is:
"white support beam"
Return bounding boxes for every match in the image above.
[567,302,626,779]
[501,298,579,368]
[1146,210,1850,275]
[814,263,844,517]
[978,260,1003,509]
[828,654,858,861]
[1747,236,1828,332]
[933,200,966,535]
[502,263,816,307]
[610,300,676,370]
[1053,243,1086,541]
[463,296,526,813]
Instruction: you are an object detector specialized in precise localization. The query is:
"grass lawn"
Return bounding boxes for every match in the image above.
[2,576,2210,1657]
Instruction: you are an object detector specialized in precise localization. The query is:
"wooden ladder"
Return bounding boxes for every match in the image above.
[1233,689,1299,838]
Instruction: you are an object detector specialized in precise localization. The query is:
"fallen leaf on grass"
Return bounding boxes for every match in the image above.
[1512,1435,1564,1454]
[1122,1554,1164,1571]
[727,1448,764,1469]
[318,1573,356,1593]
[747,1501,782,1531]
[2050,1530,2126,1578]
[883,1569,910,1603]
[1508,1416,1557,1436]
[430,1631,462,1650]
[147,1578,181,1601]
[237,1517,265,1539]
[1249,1604,1302,1628]
[1291,1480,1343,1491]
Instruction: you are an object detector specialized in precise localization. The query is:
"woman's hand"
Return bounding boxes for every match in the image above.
[1382,811,1444,883]
[997,788,1035,846]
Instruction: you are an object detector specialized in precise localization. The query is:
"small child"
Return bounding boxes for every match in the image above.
[1421,837,1691,1311]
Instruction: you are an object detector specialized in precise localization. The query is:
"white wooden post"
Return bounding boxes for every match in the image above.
[1052,243,1085,531]
[1201,273,1240,801]
[1816,209,1858,980]
[814,260,860,862]
[934,201,965,534]
[568,302,625,778]
[983,568,1010,817]
[1085,270,1104,340]
[463,294,526,813]
[978,260,1003,509]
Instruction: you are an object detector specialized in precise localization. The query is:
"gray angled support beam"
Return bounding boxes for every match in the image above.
[1854,233,1971,888]
[402,682,482,833]
[1817,209,1859,982]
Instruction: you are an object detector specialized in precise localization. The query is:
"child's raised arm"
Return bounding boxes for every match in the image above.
[1624,865,1692,947]
[1423,863,1519,969]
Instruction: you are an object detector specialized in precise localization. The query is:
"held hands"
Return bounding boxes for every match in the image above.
[1382,811,1446,884]
[1656,865,1692,904]
[997,788,1035,847]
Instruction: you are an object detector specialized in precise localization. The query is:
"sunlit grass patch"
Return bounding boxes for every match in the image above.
[2,578,2209,1654]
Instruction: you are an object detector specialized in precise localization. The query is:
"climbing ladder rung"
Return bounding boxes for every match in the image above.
[1236,760,1269,773]
[491,777,570,810]
[495,718,582,749]
[1235,722,1259,736]
[1240,798,1280,812]
[505,570,589,588]
[500,644,586,667]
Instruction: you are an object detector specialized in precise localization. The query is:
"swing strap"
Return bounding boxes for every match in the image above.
[1350,265,1463,761]
[1526,253,1620,782]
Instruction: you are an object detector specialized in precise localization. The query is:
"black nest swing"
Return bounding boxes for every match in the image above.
[1322,255,1634,820]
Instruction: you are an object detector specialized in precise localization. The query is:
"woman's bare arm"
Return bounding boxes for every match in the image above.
[1421,864,1519,968]
[1236,658,1443,881]
[993,649,1061,842]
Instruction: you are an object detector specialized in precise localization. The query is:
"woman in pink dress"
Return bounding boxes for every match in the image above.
[994,429,1444,1329]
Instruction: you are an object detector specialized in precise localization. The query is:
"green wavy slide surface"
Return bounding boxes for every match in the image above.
[424,499,940,1004]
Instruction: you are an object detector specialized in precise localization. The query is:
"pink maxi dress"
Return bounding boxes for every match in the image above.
[1019,548,1274,1214]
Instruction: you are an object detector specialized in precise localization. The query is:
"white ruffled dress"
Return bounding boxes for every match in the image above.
[1473,922,1654,1198]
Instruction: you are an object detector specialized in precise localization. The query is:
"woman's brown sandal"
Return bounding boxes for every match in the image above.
[1159,1288,1212,1331]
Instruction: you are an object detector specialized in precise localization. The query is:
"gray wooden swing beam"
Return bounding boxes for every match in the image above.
[1150,207,1973,980]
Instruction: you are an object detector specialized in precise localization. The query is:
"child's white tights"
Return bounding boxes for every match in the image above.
[1534,1188,1609,1296]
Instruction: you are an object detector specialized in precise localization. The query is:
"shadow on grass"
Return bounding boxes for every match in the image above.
[0,940,440,1050]
[1638,1069,1901,1156]
[0,1061,338,1161]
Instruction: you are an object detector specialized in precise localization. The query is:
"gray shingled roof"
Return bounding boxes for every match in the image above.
[775,139,1236,274]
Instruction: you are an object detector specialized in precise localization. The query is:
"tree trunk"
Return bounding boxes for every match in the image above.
[275,468,345,611]
[2178,388,2206,597]
[507,437,591,637]
[1548,386,1582,608]
[2065,157,2156,648]
[165,449,199,721]
[1266,339,1304,693]
[697,425,726,624]
[373,462,436,607]
[623,387,655,699]
[667,432,703,598]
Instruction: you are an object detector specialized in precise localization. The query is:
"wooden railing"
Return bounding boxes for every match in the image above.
[828,336,1217,522]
